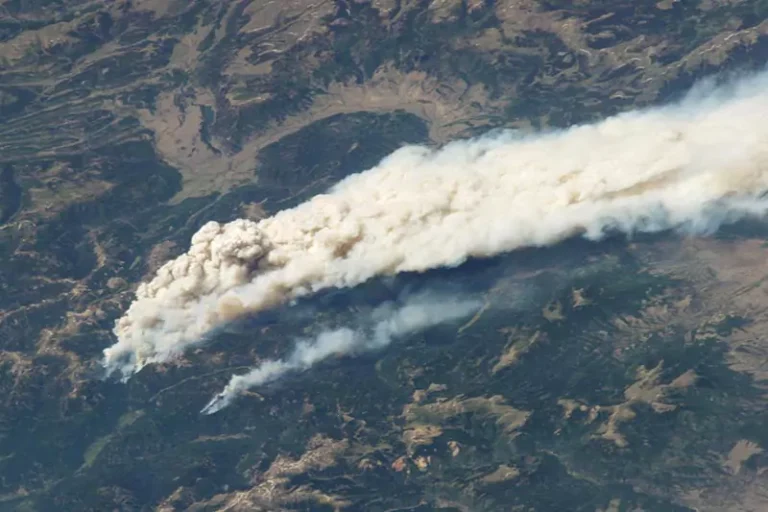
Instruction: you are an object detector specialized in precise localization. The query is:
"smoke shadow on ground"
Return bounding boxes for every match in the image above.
[191,230,642,379]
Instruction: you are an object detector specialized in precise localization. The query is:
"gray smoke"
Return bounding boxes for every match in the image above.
[201,293,481,414]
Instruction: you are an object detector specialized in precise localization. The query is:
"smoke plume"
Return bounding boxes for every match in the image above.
[104,70,768,379]
[201,293,480,414]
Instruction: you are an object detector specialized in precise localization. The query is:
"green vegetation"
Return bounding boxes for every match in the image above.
[1,0,767,509]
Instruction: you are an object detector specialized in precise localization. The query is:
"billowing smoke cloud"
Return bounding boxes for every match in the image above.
[104,70,768,379]
[201,293,480,414]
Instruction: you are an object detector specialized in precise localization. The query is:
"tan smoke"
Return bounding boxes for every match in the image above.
[104,71,768,379]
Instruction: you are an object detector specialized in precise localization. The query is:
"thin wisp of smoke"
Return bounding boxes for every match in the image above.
[201,293,480,414]
[104,70,768,379]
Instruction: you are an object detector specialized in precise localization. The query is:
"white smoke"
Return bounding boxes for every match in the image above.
[104,70,768,379]
[201,293,480,414]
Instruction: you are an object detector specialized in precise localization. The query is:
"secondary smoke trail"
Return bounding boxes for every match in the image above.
[104,70,768,379]
[201,294,480,414]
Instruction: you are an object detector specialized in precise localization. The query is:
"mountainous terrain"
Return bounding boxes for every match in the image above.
[1,1,768,510]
